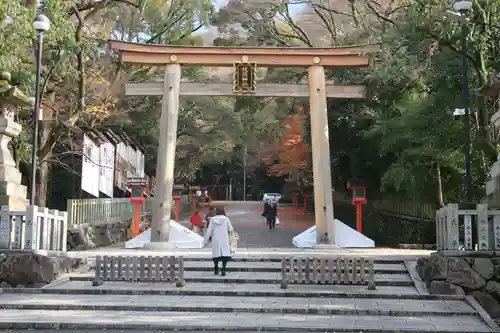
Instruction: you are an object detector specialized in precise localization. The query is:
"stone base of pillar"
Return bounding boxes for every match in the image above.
[314,243,340,249]
[142,241,178,250]
[0,181,28,211]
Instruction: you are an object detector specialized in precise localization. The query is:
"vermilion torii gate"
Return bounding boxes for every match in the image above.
[109,41,377,248]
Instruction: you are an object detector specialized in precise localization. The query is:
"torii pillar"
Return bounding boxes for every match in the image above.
[108,41,377,248]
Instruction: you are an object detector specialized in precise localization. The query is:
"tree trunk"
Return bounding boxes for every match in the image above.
[35,119,52,207]
[436,160,444,207]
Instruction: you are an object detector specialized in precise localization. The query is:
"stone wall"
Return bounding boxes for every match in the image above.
[417,252,500,319]
[0,251,86,288]
[66,215,152,250]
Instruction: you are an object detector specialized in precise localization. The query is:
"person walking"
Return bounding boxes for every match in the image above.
[265,199,278,229]
[190,210,203,235]
[203,206,234,276]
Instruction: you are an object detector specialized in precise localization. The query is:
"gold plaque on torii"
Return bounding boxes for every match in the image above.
[233,60,257,94]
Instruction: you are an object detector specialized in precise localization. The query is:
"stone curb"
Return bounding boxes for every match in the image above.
[68,275,414,286]
[0,303,478,317]
[0,322,493,333]
[2,287,468,301]
[465,295,500,331]
[404,260,428,294]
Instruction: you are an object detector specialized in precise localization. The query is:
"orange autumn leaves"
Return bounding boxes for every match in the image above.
[263,115,310,177]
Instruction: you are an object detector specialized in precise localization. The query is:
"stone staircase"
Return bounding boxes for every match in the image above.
[0,254,498,332]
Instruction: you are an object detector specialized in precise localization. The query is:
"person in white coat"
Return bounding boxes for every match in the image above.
[203,206,234,276]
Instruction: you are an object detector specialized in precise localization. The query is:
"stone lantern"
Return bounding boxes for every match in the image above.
[0,71,34,210]
[479,74,500,207]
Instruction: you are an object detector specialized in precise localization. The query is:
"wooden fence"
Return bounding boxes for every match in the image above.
[0,205,67,251]
[332,191,435,221]
[93,255,185,287]
[436,203,500,251]
[280,257,375,290]
[67,195,190,227]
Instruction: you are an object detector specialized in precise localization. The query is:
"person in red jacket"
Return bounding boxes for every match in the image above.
[190,211,203,235]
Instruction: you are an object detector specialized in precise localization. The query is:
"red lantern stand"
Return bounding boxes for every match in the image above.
[127,177,148,237]
[172,185,184,221]
[347,183,367,233]
[292,192,299,210]
[190,186,201,211]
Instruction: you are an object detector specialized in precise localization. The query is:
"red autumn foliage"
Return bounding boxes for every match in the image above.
[263,115,310,177]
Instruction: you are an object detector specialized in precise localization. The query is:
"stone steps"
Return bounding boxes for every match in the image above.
[31,280,422,296]
[0,308,494,332]
[70,270,414,286]
[0,293,478,317]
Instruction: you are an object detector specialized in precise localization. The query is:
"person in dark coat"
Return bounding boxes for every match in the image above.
[263,199,278,229]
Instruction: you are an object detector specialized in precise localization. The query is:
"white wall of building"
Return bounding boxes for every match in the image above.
[99,141,115,198]
[81,134,100,197]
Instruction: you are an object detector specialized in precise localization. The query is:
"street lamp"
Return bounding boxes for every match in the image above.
[30,11,50,205]
[449,0,473,204]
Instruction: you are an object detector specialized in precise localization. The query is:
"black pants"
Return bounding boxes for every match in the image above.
[213,256,230,273]
[267,216,276,229]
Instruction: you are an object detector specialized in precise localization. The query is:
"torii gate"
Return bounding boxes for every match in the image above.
[109,41,377,248]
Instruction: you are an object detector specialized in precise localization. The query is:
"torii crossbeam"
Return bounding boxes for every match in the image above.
[109,41,378,248]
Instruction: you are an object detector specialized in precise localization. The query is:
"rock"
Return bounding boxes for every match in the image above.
[428,280,465,295]
[425,254,449,282]
[471,291,500,319]
[486,281,500,300]
[0,253,56,286]
[0,253,86,287]
[494,265,500,281]
[0,281,12,288]
[447,257,486,290]
[416,257,429,281]
[464,257,475,266]
[473,258,494,279]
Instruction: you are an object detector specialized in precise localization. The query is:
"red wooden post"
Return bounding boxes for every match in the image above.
[173,196,181,221]
[191,194,197,210]
[302,194,308,215]
[292,192,298,210]
[356,202,363,233]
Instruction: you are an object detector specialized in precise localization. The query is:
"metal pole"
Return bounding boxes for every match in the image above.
[461,14,472,204]
[243,145,247,201]
[30,31,44,206]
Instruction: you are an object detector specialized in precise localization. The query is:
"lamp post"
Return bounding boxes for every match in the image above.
[454,0,473,204]
[29,6,50,205]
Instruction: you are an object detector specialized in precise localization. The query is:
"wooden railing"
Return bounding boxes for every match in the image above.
[93,255,185,287]
[436,203,500,251]
[332,191,436,221]
[280,256,375,290]
[0,205,67,251]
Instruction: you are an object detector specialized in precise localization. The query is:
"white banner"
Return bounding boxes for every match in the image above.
[99,141,115,198]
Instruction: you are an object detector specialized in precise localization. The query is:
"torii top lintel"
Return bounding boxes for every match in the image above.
[108,40,379,68]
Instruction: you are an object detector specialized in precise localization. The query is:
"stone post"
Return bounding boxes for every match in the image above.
[0,72,32,211]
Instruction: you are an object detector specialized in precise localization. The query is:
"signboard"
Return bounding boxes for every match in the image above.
[81,134,100,197]
[99,141,115,198]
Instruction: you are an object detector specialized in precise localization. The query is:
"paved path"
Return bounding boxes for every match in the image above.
[203,202,313,248]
